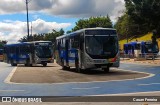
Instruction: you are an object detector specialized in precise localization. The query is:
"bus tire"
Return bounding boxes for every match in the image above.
[75,59,81,73]
[62,66,68,70]
[25,59,30,67]
[11,63,17,66]
[42,63,47,67]
[11,60,17,66]
[61,58,66,70]
[103,66,110,73]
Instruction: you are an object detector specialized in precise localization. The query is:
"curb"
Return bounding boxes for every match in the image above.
[121,60,160,65]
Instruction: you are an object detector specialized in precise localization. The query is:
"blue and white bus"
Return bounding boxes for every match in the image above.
[4,41,54,66]
[55,28,120,72]
[124,41,159,57]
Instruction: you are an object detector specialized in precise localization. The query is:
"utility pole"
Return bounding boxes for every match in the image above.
[26,0,30,41]
[31,22,32,36]
[126,27,128,43]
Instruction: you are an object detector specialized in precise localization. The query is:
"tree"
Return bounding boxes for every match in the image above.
[0,40,7,49]
[19,29,65,43]
[124,0,160,35]
[115,14,140,40]
[72,16,113,31]
[66,30,72,34]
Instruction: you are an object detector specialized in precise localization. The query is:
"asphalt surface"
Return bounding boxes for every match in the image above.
[0,62,160,105]
[0,62,159,96]
[9,63,148,83]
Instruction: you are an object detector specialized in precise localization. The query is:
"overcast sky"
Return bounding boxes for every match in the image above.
[0,0,125,43]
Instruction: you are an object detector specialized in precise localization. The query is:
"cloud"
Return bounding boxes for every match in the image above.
[0,19,71,43]
[0,0,125,21]
[0,0,125,43]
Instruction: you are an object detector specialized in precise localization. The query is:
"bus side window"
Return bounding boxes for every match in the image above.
[71,35,80,48]
[16,46,20,54]
[61,39,65,49]
[58,41,60,50]
[11,46,16,54]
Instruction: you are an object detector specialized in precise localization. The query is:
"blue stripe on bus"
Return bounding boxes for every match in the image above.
[60,49,78,59]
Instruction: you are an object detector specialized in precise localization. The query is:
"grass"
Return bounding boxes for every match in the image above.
[119,32,160,50]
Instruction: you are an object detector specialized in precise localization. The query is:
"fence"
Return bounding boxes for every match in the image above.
[120,51,160,61]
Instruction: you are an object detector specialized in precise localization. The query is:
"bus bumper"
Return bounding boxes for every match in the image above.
[83,60,120,69]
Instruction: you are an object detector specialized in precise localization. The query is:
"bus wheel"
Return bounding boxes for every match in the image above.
[75,62,81,73]
[42,63,47,67]
[102,66,110,73]
[61,58,66,70]
[11,60,17,66]
[62,66,68,70]
[25,59,30,66]
[11,63,17,66]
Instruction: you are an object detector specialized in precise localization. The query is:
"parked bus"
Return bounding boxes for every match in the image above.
[141,41,159,54]
[0,49,3,61]
[124,41,159,57]
[123,43,134,55]
[55,28,120,72]
[4,41,54,66]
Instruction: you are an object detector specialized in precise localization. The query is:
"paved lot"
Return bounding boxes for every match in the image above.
[0,62,160,104]
[9,62,149,83]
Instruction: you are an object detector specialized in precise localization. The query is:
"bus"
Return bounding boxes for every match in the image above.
[4,41,54,66]
[55,28,120,72]
[141,41,159,54]
[124,41,159,58]
[0,49,3,61]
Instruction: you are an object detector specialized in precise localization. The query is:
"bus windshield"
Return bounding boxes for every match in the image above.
[85,36,118,59]
[35,45,53,58]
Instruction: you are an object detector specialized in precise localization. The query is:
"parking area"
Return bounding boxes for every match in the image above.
[8,62,149,84]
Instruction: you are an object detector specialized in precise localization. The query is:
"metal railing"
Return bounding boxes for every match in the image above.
[120,51,160,61]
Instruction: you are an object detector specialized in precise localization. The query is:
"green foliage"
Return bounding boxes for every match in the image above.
[19,28,65,43]
[124,0,160,35]
[66,30,72,34]
[116,0,160,40]
[72,16,113,31]
[115,14,140,40]
[0,40,7,49]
